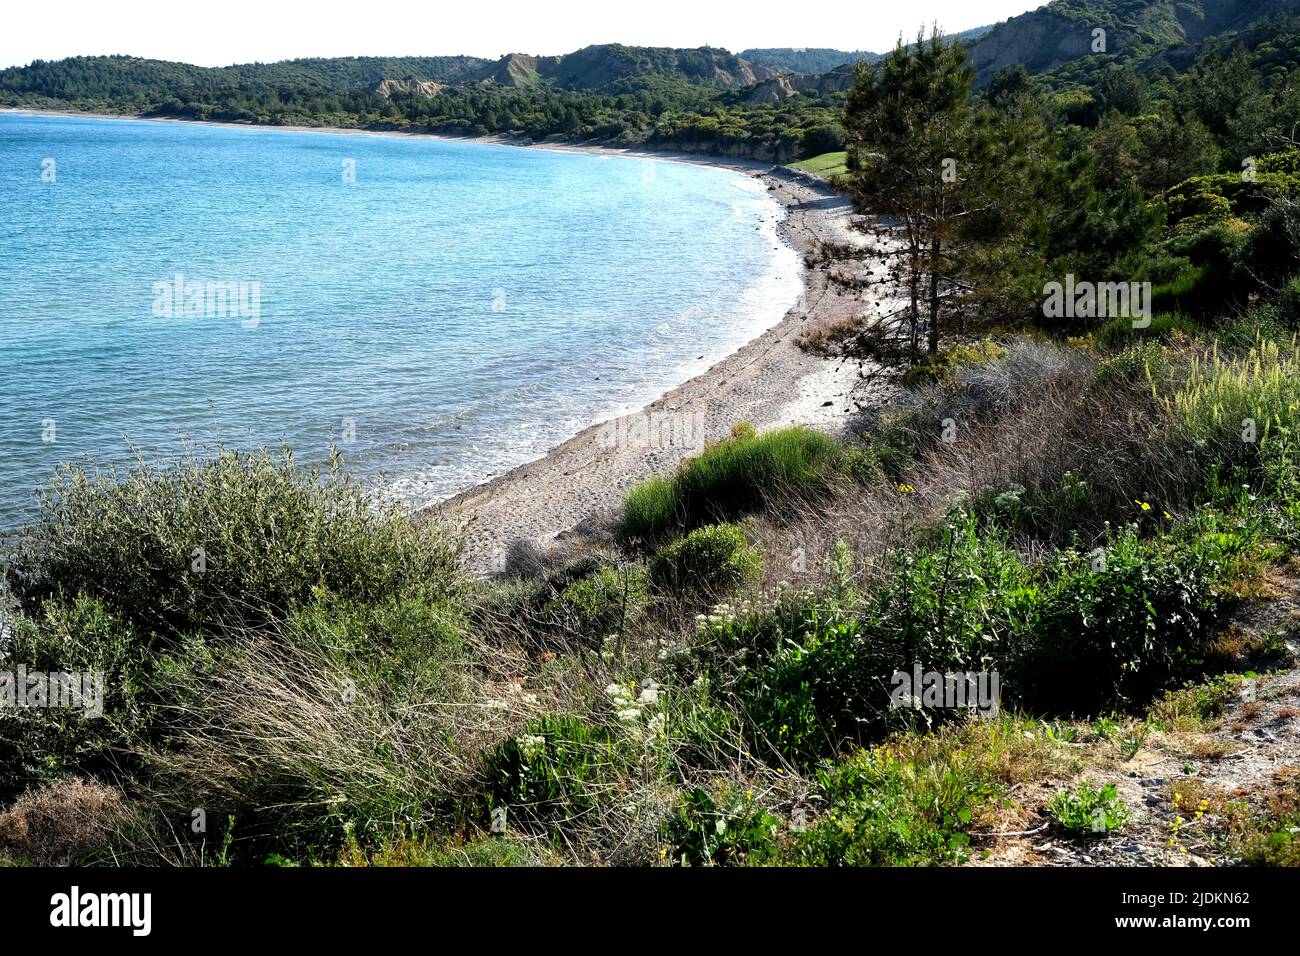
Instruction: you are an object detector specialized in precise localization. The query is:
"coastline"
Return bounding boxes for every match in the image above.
[441,171,902,572]
[0,106,777,174]
[3,107,901,570]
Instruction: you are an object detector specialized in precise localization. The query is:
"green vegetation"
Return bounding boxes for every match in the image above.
[1047,781,1130,834]
[0,48,847,162]
[648,524,763,600]
[789,151,848,178]
[842,13,1300,361]
[618,425,840,542]
[7,2,1300,869]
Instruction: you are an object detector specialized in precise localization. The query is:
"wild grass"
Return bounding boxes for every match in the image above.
[618,426,840,544]
[789,151,848,179]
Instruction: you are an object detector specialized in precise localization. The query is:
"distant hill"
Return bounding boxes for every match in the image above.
[0,45,838,163]
[464,44,781,91]
[740,27,996,74]
[0,45,779,107]
[738,48,882,74]
[965,0,1300,84]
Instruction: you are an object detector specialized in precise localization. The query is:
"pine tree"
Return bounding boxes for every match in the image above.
[843,28,974,358]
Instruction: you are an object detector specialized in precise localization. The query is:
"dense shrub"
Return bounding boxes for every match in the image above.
[696,514,1231,763]
[648,524,762,599]
[558,564,648,637]
[5,448,462,638]
[663,784,780,866]
[0,596,162,799]
[1011,530,1228,713]
[793,743,989,865]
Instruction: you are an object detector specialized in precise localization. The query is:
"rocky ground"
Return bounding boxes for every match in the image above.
[970,569,1300,867]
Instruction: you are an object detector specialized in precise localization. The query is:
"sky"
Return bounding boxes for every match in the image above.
[1,0,1042,69]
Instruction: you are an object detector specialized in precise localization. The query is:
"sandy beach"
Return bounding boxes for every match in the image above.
[439,164,904,571]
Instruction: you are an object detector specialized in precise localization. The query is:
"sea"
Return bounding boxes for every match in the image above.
[0,110,801,527]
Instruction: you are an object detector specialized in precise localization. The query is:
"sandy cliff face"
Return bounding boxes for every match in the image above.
[742,68,856,105]
[374,79,446,99]
[966,9,1116,84]
[965,0,1300,85]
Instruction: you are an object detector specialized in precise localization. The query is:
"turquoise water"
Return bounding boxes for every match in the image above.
[0,112,799,527]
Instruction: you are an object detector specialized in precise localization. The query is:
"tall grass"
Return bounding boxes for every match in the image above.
[1170,337,1300,452]
[618,426,840,543]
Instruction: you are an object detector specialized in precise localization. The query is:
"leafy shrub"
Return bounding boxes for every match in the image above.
[698,514,1230,763]
[1047,781,1129,834]
[796,743,984,865]
[558,564,648,637]
[484,714,624,823]
[663,784,780,866]
[795,716,1061,865]
[286,591,466,695]
[618,427,839,543]
[5,448,462,638]
[1090,340,1173,388]
[901,338,1008,388]
[1094,311,1196,350]
[1240,198,1300,291]
[842,408,925,482]
[649,524,761,599]
[1216,304,1289,349]
[0,596,161,799]
[1012,528,1228,713]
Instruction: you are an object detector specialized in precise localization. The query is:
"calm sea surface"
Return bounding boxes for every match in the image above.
[0,111,800,527]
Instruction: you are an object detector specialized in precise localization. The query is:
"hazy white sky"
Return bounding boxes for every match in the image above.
[2,0,1041,69]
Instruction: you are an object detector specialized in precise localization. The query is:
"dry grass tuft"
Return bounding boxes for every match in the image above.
[0,778,127,865]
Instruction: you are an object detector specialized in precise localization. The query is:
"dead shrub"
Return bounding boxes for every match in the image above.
[0,777,126,865]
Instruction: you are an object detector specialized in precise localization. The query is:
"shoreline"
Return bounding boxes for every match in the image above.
[438,172,901,572]
[4,106,900,570]
[0,105,781,174]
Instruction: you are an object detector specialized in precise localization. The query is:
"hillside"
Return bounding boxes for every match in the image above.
[741,27,996,74]
[453,45,783,91]
[3,1,1298,162]
[0,45,838,162]
[966,0,1300,84]
[739,48,882,73]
